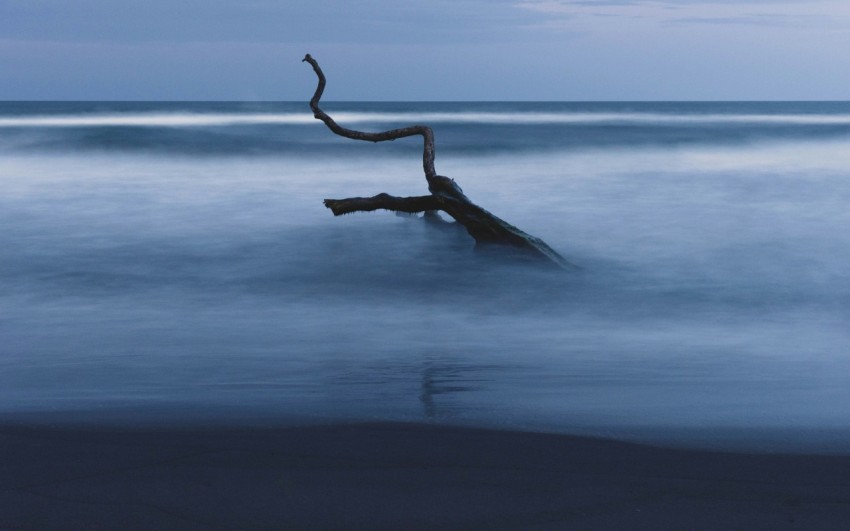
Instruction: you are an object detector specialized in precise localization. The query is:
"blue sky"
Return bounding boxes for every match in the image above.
[1,0,849,100]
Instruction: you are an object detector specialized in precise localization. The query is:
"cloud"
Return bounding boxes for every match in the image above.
[0,0,540,45]
[515,0,850,29]
[547,0,826,5]
[670,13,838,27]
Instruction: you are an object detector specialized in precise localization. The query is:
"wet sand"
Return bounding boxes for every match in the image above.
[2,421,850,530]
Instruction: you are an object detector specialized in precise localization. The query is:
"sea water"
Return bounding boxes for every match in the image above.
[2,102,850,451]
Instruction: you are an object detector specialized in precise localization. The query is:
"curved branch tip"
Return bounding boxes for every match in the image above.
[301,54,437,179]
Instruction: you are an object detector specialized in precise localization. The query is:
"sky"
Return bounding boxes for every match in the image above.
[1,0,849,100]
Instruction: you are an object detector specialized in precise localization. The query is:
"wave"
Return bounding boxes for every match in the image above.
[4,111,850,128]
[0,113,316,128]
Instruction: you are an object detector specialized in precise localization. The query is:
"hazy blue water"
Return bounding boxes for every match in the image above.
[2,102,850,450]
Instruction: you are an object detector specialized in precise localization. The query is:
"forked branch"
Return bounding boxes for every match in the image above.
[303,54,577,270]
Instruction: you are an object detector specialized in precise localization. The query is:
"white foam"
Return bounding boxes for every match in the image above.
[0,113,316,128]
[3,111,850,128]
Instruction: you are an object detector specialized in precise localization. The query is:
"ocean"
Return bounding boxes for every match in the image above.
[2,101,850,451]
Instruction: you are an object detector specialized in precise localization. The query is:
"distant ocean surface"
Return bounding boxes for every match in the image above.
[2,102,850,451]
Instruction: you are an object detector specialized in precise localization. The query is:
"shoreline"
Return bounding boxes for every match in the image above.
[3,421,850,529]
[4,406,850,454]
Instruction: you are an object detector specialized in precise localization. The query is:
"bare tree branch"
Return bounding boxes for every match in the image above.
[324,194,440,216]
[302,54,437,180]
[302,54,578,270]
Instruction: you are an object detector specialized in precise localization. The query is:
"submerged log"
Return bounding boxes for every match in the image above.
[302,54,577,270]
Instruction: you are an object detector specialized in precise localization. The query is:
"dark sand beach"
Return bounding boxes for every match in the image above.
[3,421,850,530]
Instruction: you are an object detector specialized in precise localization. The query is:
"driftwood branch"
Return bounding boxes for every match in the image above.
[324,194,439,216]
[303,54,577,270]
[303,54,436,180]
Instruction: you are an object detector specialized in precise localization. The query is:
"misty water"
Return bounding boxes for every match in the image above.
[2,102,849,451]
